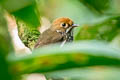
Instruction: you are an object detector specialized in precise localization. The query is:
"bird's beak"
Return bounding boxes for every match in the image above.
[66,24,79,33]
[72,24,80,27]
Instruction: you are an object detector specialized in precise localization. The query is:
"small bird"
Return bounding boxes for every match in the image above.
[34,17,79,48]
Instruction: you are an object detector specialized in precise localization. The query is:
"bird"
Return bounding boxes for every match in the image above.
[34,17,79,48]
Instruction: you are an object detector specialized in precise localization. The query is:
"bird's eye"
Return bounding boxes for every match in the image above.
[61,23,68,28]
[62,23,66,27]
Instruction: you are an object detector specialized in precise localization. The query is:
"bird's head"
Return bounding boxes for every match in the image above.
[51,17,79,33]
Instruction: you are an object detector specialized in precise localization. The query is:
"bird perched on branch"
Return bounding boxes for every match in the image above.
[34,17,79,48]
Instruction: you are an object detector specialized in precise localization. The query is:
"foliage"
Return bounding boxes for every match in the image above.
[0,7,13,80]
[8,41,120,75]
[45,67,120,80]
[0,0,120,80]
[74,16,120,41]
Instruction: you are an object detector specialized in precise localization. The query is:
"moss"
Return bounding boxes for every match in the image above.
[17,20,40,50]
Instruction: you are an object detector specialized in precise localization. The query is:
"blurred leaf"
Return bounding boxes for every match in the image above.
[45,66,120,80]
[0,0,34,12]
[8,41,120,75]
[80,0,120,14]
[0,55,13,80]
[74,16,120,42]
[80,0,111,14]
[0,7,14,56]
[13,5,40,28]
[0,7,13,80]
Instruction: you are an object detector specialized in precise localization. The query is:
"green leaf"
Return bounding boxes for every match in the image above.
[0,7,13,80]
[79,0,111,14]
[45,67,120,80]
[74,16,120,42]
[8,41,120,75]
[13,5,40,28]
[79,0,120,14]
[0,0,34,12]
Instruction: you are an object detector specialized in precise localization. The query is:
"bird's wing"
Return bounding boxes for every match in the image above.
[34,30,63,48]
